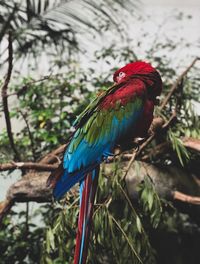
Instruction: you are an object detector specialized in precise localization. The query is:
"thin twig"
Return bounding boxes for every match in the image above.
[3,72,68,98]
[1,32,20,161]
[25,202,29,235]
[109,214,143,263]
[19,110,37,161]
[123,110,178,179]
[140,142,170,162]
[123,134,154,180]
[160,57,200,110]
[162,111,177,129]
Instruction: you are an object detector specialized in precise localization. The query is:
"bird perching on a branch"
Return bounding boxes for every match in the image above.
[47,61,162,264]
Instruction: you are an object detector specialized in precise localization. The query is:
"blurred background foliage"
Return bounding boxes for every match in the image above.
[0,0,200,264]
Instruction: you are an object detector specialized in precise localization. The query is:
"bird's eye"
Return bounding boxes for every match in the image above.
[118,72,126,78]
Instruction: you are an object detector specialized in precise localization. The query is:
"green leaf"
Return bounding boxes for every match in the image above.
[109,214,143,264]
[136,216,142,234]
[47,228,55,252]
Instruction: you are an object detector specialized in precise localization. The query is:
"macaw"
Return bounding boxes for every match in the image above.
[47,61,162,264]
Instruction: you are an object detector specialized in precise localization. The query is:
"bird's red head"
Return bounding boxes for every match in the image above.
[113,61,162,98]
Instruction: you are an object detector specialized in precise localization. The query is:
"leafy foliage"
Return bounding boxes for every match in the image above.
[42,162,158,264]
[0,207,45,264]
[138,176,162,228]
[9,71,94,160]
[168,129,190,166]
[0,0,136,63]
[0,6,200,264]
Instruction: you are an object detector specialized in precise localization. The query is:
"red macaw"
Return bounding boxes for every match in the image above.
[47,61,162,264]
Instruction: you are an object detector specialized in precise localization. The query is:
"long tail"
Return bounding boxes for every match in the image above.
[74,166,100,264]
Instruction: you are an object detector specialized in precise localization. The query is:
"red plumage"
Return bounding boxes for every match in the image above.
[100,79,146,110]
[113,61,162,97]
[74,167,99,264]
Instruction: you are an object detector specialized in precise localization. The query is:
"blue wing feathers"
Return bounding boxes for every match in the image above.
[53,170,84,200]
[53,164,99,200]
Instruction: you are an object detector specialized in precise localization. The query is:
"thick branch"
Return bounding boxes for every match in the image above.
[0,172,52,225]
[5,172,52,202]
[172,191,200,205]
[140,136,200,162]
[0,161,199,227]
[182,137,200,152]
[40,144,67,164]
[124,161,200,203]
[0,200,13,224]
[0,162,58,172]
[1,32,20,160]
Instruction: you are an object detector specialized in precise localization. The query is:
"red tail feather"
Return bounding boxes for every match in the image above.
[74,167,99,264]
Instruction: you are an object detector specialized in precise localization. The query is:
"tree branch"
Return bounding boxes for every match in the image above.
[160,57,200,110]
[1,159,199,226]
[182,137,200,152]
[0,172,52,224]
[140,142,170,161]
[0,162,58,172]
[1,32,20,161]
[0,4,17,42]
[39,144,67,164]
[0,200,14,224]
[141,137,200,162]
[19,110,37,161]
[172,191,200,205]
[123,113,175,179]
[3,72,69,99]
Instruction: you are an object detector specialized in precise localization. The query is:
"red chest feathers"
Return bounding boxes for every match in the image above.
[100,79,146,110]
